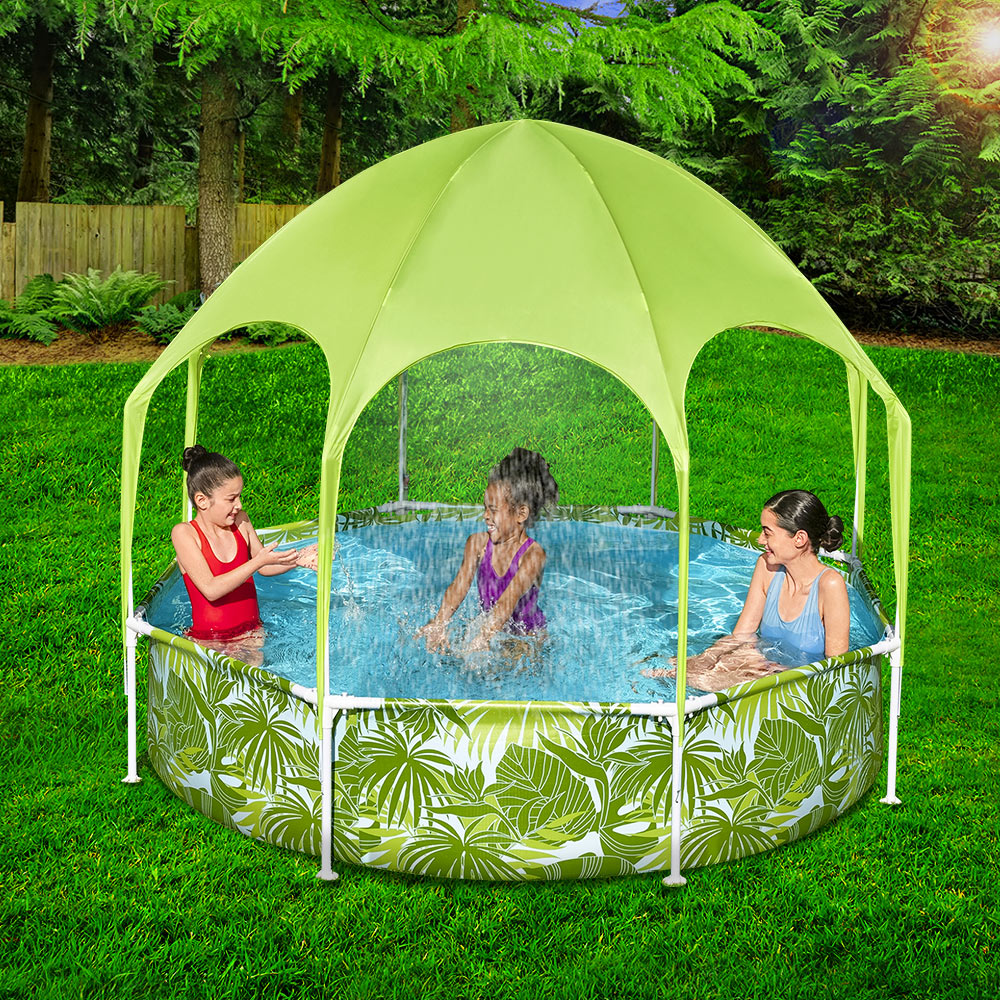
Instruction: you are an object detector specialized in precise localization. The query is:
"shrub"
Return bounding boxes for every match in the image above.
[134,301,197,345]
[2,310,59,345]
[165,289,201,311]
[14,273,59,314]
[243,321,305,347]
[49,267,170,335]
[224,321,306,347]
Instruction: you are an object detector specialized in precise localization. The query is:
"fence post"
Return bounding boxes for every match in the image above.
[0,202,16,302]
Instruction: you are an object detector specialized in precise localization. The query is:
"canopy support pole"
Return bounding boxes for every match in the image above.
[663,459,689,887]
[122,569,141,785]
[650,420,659,507]
[847,368,868,559]
[183,347,209,521]
[398,372,408,503]
[317,702,339,881]
[881,610,903,806]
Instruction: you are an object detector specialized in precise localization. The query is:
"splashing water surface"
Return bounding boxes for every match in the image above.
[148,519,884,703]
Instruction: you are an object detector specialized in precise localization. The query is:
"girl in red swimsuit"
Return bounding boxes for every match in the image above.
[171,446,308,655]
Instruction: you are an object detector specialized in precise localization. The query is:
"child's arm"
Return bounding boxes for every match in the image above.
[171,521,297,602]
[415,533,486,652]
[243,518,302,577]
[466,543,546,651]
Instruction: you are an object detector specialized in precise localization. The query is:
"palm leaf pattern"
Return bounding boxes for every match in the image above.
[143,505,886,879]
[216,692,305,796]
[352,725,455,827]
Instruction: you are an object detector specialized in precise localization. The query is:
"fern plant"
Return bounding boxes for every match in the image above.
[134,301,197,345]
[49,267,170,335]
[0,275,60,345]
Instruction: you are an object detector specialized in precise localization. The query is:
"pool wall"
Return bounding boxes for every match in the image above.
[147,629,322,856]
[141,505,888,879]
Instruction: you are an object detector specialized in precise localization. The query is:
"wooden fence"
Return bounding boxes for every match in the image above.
[0,201,308,306]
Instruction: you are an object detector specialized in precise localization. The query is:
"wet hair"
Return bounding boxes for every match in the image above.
[763,489,844,554]
[488,448,559,527]
[181,445,242,503]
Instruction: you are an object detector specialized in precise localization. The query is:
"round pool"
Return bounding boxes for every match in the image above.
[139,504,889,879]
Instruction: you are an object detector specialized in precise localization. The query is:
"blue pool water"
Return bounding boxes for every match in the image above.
[147,519,884,703]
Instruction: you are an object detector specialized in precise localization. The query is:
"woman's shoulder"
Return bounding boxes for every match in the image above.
[751,553,778,585]
[819,567,848,597]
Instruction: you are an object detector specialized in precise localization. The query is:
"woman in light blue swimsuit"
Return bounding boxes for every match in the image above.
[643,490,850,689]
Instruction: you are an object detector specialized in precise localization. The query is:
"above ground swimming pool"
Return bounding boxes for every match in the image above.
[139,504,890,880]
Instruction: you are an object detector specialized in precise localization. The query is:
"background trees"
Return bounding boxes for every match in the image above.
[1,0,997,333]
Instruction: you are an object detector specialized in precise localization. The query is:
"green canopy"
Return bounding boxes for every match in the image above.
[121,119,910,722]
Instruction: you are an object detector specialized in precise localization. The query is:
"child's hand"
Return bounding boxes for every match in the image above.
[257,541,299,569]
[295,544,319,571]
[464,632,490,653]
[415,621,451,653]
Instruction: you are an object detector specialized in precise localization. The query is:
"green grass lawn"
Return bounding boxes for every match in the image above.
[1,330,997,999]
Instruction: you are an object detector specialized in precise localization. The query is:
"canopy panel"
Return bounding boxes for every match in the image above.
[121,120,910,716]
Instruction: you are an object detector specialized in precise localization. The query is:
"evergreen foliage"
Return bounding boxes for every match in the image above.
[1,0,998,335]
[134,300,197,344]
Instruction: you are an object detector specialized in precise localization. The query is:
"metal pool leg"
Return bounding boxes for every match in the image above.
[662,715,686,887]
[317,702,340,882]
[122,624,142,785]
[881,646,903,806]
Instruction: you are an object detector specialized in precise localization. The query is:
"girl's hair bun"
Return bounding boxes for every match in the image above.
[181,444,209,472]
[763,489,843,554]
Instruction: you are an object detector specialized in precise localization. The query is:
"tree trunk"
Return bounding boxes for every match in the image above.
[282,87,304,150]
[134,126,155,192]
[17,19,56,203]
[450,0,478,133]
[316,70,345,195]
[236,127,246,202]
[198,63,238,297]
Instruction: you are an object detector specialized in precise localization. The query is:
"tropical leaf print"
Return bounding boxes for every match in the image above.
[208,766,267,827]
[490,743,593,843]
[827,665,879,762]
[539,856,638,881]
[770,803,840,848]
[259,784,321,853]
[714,671,812,744]
[751,718,821,805]
[681,800,779,868]
[396,815,519,880]
[352,725,454,827]
[216,692,305,796]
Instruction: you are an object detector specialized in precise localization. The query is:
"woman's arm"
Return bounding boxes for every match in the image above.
[467,544,546,650]
[731,554,773,636]
[641,555,774,678]
[415,533,487,650]
[819,571,850,657]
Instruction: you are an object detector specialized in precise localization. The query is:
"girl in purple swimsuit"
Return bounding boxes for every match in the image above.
[415,448,558,654]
